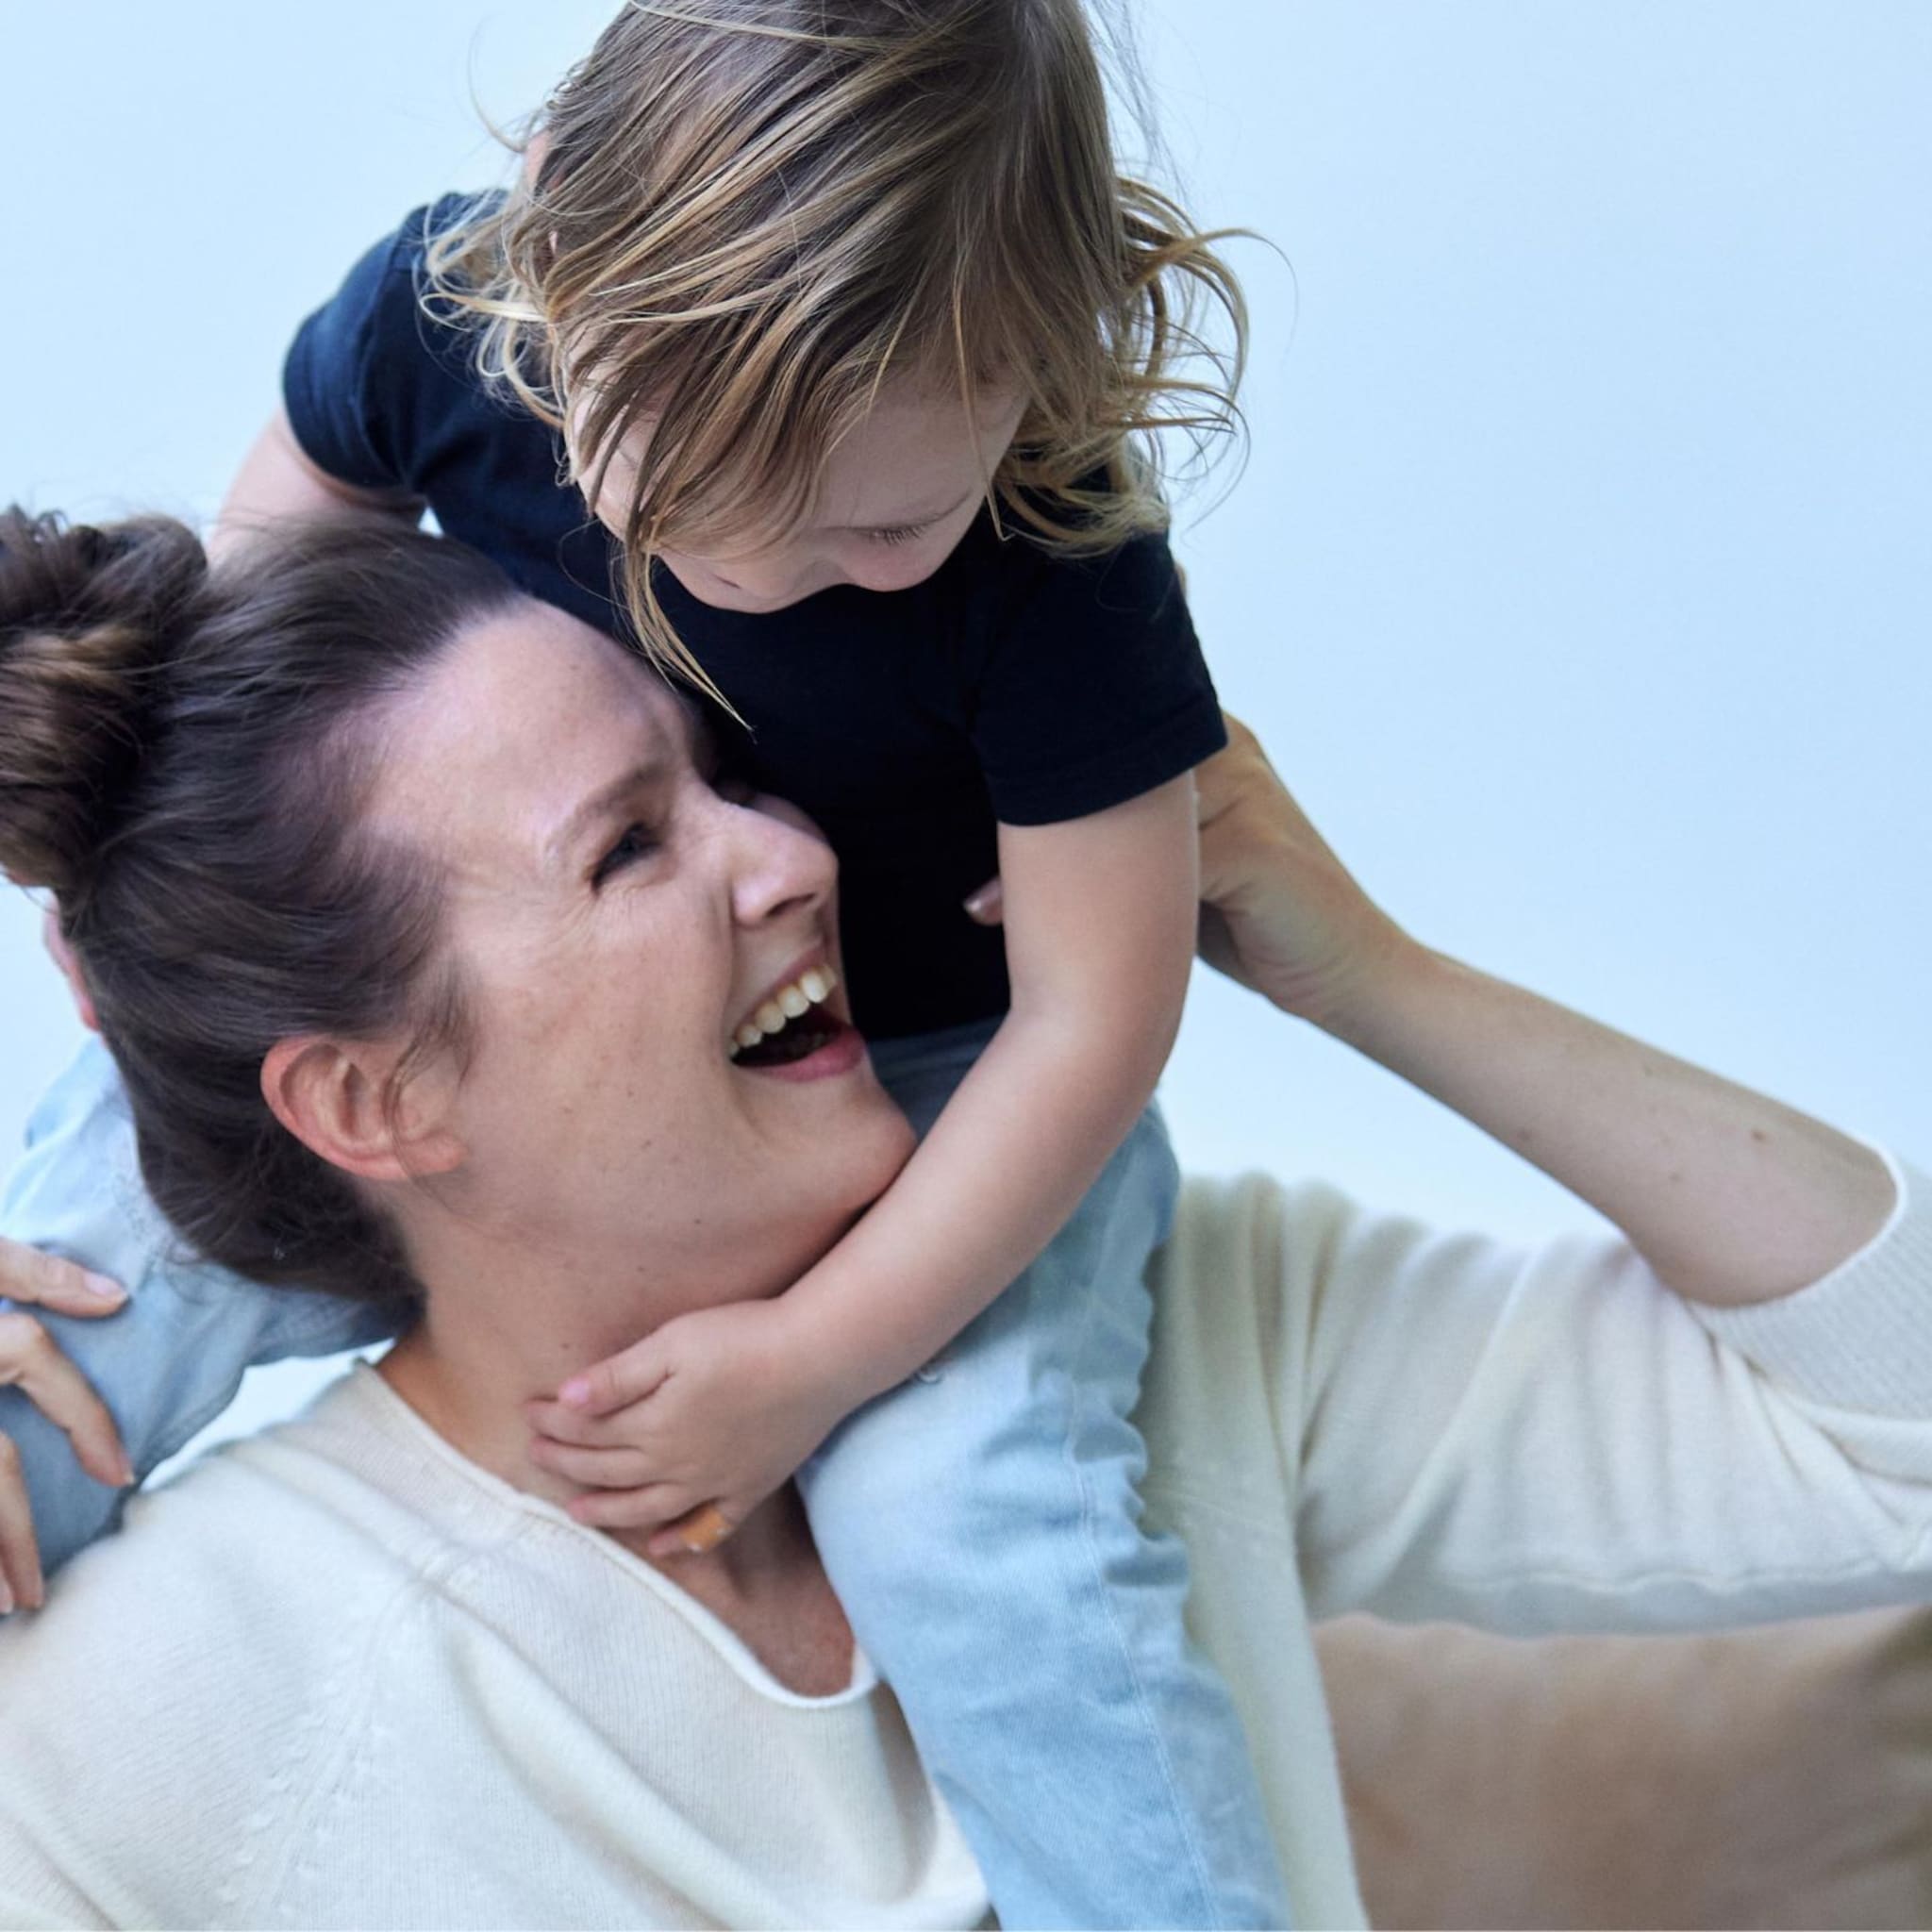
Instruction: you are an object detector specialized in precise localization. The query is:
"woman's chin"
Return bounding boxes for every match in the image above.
[830,1081,919,1210]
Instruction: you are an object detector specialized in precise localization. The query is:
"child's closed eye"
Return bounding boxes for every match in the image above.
[862,520,934,547]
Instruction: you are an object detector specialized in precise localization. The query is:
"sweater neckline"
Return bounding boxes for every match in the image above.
[331,1361,881,1710]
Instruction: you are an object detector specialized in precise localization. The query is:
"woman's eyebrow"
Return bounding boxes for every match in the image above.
[548,758,671,864]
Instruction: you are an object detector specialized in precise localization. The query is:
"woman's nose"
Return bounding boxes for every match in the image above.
[727,796,836,927]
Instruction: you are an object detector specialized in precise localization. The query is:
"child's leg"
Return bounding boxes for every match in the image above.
[796,1021,1291,1929]
[0,1039,399,1581]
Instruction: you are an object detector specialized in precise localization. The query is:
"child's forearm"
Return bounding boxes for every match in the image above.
[781,776,1200,1409]
[779,1004,1176,1409]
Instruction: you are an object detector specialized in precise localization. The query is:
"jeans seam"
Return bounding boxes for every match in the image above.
[1062,1119,1226,1927]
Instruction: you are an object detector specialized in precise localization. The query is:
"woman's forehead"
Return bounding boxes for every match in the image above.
[367,600,694,869]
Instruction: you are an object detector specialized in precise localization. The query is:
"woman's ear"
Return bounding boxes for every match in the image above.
[260,1037,463,1183]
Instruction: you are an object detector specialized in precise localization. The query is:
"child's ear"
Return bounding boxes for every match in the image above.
[522,126,553,190]
[260,1036,463,1183]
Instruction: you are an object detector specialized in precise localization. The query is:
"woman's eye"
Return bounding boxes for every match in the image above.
[592,824,658,886]
[864,520,933,548]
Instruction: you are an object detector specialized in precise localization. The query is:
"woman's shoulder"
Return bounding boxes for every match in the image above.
[1141,1173,1376,1488]
[5,1369,454,1679]
[1142,1170,1557,1498]
[0,1369,529,1724]
[0,1373,461,1920]
[1159,1169,1414,1309]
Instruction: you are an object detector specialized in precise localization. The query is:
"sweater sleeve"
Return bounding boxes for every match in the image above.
[1167,1157,1932,1638]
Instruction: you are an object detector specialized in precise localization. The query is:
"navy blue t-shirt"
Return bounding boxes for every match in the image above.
[282,197,1225,1039]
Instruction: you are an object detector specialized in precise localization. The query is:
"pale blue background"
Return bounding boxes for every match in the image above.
[1,3,1926,1452]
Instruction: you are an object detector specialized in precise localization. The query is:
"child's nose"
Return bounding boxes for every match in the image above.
[721,541,843,604]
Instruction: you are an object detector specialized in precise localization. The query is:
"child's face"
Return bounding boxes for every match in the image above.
[575,382,1027,614]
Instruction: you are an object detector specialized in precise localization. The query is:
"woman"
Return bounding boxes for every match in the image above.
[0,508,1924,1930]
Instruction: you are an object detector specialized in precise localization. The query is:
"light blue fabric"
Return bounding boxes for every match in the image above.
[800,1019,1291,1929]
[0,1040,400,1576]
[3,1031,1289,1925]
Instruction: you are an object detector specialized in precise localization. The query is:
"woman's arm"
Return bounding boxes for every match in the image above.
[1193,715,1896,1302]
[1119,715,1932,1636]
[1317,957,1897,1307]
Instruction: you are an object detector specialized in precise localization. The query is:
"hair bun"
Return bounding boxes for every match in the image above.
[0,508,206,905]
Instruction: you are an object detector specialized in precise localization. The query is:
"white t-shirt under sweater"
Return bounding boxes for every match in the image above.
[2,1152,1929,1930]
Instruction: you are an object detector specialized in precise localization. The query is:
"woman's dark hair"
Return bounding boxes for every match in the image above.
[0,508,523,1307]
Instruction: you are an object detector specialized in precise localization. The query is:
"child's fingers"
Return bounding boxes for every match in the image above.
[0,1311,133,1489]
[0,1437,42,1612]
[962,876,1004,924]
[557,1345,671,1418]
[0,1239,125,1320]
[564,1483,695,1532]
[525,1398,641,1449]
[527,1439,658,1491]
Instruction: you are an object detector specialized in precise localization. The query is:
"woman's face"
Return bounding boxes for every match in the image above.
[363,595,915,1289]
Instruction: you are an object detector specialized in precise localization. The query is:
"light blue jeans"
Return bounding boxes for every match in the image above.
[0,1040,401,1575]
[1,1032,1289,1928]
[802,1019,1289,1928]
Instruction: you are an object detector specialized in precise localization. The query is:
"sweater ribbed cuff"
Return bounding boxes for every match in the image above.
[1691,1149,1932,1415]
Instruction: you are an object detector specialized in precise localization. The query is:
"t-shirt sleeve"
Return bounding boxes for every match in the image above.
[965,525,1227,825]
[281,196,481,497]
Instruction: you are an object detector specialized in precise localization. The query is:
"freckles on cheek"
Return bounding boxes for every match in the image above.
[496,976,578,1062]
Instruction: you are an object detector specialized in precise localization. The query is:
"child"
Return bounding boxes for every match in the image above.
[5,3,1287,1923]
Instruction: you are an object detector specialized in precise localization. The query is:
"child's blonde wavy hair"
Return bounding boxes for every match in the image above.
[426,0,1246,699]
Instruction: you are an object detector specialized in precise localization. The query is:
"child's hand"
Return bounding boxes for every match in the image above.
[525,1298,854,1557]
[0,1241,135,1611]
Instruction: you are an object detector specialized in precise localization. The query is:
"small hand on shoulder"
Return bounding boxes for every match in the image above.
[0,1240,133,1611]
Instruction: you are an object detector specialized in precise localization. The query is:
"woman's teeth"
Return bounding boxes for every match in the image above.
[727,965,840,1058]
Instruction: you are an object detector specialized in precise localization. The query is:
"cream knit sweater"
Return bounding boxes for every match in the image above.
[1,1155,1928,1930]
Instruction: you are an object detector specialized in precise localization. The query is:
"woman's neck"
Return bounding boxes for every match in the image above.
[374,1221,858,1696]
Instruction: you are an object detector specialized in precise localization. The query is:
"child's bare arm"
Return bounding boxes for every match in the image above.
[785,771,1198,1388]
[209,408,424,561]
[526,774,1199,1547]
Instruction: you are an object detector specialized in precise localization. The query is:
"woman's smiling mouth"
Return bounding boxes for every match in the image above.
[726,959,863,1076]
